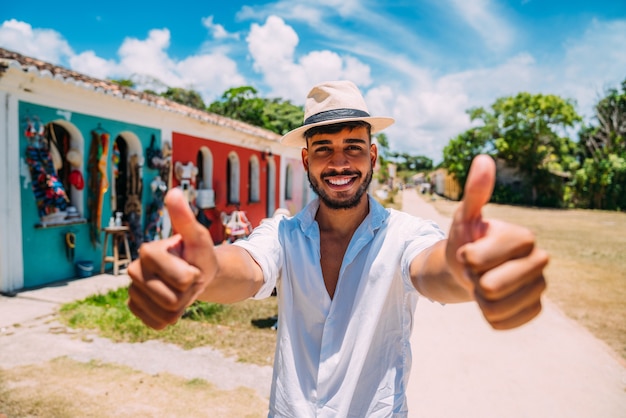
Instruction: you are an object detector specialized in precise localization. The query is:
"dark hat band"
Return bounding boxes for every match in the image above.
[304,108,371,126]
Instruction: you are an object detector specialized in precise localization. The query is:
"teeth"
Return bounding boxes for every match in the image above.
[328,177,352,186]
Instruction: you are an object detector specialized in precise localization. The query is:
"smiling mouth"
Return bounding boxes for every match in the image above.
[324,175,357,189]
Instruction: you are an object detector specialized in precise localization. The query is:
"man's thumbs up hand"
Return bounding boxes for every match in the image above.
[447,155,549,330]
[128,188,218,330]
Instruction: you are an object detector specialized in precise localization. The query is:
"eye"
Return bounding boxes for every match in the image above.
[314,146,332,153]
[345,145,365,154]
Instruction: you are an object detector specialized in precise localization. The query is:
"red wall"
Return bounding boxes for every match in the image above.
[172,132,280,243]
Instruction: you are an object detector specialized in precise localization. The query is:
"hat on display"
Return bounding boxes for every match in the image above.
[280,80,395,147]
[66,148,82,167]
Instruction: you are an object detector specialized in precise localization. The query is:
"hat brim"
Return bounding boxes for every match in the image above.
[281,116,395,147]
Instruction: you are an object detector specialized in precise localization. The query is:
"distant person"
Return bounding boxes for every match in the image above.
[128,80,548,417]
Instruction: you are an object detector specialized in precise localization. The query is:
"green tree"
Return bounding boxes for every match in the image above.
[375,133,391,184]
[467,93,581,206]
[261,98,304,135]
[110,78,135,88]
[442,128,491,195]
[161,87,206,111]
[571,80,626,210]
[208,86,303,135]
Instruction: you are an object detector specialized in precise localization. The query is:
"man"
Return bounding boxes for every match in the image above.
[128,80,548,417]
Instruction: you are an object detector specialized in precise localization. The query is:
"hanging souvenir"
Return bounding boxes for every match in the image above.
[69,169,85,190]
[87,127,110,246]
[146,134,162,170]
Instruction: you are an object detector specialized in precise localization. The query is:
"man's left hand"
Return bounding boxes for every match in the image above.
[446,155,549,330]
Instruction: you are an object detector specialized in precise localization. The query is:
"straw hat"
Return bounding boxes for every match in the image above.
[281,80,394,147]
[66,148,82,167]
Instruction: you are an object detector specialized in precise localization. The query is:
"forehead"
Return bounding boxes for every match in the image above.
[307,126,370,145]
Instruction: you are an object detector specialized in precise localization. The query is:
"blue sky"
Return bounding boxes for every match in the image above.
[1,1,625,162]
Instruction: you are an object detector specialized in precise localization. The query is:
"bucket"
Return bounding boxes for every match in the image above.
[75,261,94,278]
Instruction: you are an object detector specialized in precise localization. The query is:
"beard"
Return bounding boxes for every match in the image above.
[308,167,373,210]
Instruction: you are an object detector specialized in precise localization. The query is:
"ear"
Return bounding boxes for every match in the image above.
[301,147,309,172]
[370,143,378,169]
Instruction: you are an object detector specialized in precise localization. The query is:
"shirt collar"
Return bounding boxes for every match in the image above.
[295,195,389,235]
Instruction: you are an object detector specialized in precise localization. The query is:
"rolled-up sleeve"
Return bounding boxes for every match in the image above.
[400,218,446,289]
[233,217,284,300]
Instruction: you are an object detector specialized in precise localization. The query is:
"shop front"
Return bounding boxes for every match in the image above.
[18,101,163,289]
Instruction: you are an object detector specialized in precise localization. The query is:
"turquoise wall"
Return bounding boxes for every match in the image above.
[19,101,161,289]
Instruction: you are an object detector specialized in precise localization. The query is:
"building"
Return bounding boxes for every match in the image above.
[0,48,310,293]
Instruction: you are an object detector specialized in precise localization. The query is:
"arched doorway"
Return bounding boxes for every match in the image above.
[111,131,143,257]
[44,121,86,217]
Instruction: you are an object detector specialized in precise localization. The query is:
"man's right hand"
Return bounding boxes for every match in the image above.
[127,187,219,330]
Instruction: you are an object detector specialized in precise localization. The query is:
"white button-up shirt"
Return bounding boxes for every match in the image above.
[234,196,445,417]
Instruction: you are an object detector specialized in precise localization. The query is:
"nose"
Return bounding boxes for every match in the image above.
[328,150,350,171]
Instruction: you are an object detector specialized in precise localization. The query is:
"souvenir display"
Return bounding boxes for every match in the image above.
[145,176,167,241]
[23,118,69,219]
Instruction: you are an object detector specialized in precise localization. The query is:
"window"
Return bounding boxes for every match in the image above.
[249,156,260,203]
[227,152,240,205]
[196,146,214,190]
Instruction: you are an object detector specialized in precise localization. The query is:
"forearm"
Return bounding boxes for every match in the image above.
[410,239,473,303]
[197,245,264,304]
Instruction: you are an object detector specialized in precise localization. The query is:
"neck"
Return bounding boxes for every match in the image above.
[315,195,370,237]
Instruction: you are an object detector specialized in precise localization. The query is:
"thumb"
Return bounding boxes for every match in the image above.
[165,188,216,261]
[460,154,496,222]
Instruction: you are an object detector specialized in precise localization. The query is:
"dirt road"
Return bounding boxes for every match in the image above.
[403,189,626,417]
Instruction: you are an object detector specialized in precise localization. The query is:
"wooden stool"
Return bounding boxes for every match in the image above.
[101,226,131,275]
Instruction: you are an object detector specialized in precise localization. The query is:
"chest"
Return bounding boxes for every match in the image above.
[319,232,352,299]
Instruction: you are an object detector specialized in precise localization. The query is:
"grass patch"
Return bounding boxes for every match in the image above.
[428,193,626,361]
[59,287,278,366]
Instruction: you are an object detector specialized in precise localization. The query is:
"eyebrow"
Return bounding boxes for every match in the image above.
[310,137,368,147]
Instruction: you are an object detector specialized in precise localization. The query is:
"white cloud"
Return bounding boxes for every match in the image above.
[246,15,373,101]
[381,16,626,162]
[561,19,626,117]
[175,54,246,101]
[237,3,324,26]
[69,51,118,80]
[113,28,245,101]
[0,19,246,104]
[377,77,473,161]
[0,19,73,64]
[116,28,178,87]
[247,16,299,72]
[446,0,515,52]
[201,15,239,40]
[362,53,542,162]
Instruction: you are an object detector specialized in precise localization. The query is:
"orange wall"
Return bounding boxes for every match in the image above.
[172,132,280,242]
